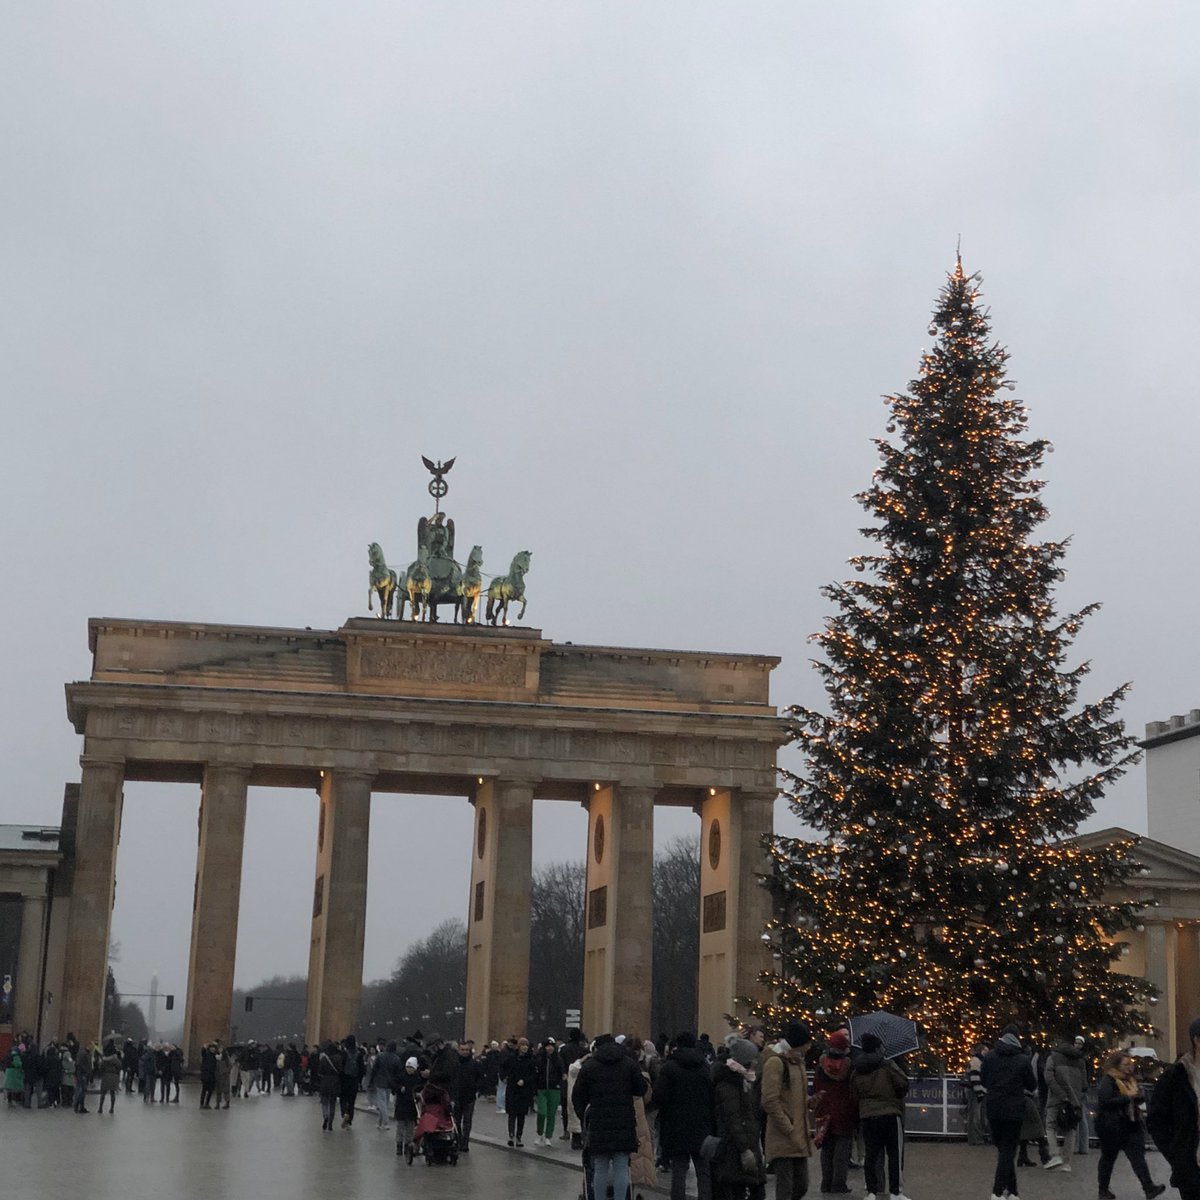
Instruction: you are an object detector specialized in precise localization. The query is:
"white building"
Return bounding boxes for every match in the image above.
[1146,710,1200,858]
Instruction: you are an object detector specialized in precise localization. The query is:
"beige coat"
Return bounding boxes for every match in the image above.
[761,1045,814,1161]
[630,1092,657,1187]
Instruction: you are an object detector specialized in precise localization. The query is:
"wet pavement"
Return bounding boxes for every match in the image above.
[0,1085,1174,1200]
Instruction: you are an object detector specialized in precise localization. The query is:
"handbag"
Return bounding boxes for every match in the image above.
[1055,1102,1081,1133]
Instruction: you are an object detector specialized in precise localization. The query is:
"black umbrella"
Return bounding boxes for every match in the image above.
[848,1011,920,1060]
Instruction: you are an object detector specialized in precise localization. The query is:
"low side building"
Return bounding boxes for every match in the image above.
[0,795,76,1055]
[1073,827,1200,1060]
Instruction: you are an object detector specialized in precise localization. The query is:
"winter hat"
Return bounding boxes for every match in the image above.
[405,1057,419,1068]
[784,1021,812,1049]
[860,1032,883,1054]
[674,1032,697,1049]
[827,1030,850,1053]
[728,1038,758,1067]
[1189,1017,1200,1043]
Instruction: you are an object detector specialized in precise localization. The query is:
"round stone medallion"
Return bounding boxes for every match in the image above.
[594,813,606,864]
[708,818,721,870]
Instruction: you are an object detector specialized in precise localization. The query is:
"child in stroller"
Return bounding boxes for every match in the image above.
[413,1081,459,1166]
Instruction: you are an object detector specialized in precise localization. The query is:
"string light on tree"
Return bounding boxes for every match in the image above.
[750,256,1156,1068]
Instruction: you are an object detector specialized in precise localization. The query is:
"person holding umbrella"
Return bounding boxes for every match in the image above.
[850,1032,910,1200]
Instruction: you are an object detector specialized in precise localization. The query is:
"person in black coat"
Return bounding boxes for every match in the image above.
[122,1040,138,1093]
[981,1028,1037,1200]
[453,1042,483,1150]
[316,1041,344,1131]
[711,1038,765,1200]
[1148,1020,1200,1200]
[199,1044,218,1108]
[505,1038,537,1146]
[394,1056,423,1157]
[573,1036,648,1200]
[652,1032,714,1200]
[1095,1051,1164,1200]
[337,1036,364,1128]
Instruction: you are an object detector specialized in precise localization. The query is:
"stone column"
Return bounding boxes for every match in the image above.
[183,765,249,1066]
[464,779,533,1045]
[733,790,775,1012]
[59,757,124,1044]
[306,770,372,1045]
[1146,922,1177,1061]
[697,787,774,1037]
[582,784,655,1038]
[14,887,48,1039]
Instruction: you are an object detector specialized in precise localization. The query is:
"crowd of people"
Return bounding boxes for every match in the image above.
[11,1016,1200,1200]
[313,1020,913,1200]
[1,1033,187,1112]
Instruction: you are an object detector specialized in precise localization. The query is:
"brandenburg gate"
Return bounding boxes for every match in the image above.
[58,616,784,1063]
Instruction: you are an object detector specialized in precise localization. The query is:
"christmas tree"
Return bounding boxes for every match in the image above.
[759,258,1155,1065]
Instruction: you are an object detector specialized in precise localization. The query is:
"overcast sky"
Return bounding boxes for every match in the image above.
[3,3,1198,1007]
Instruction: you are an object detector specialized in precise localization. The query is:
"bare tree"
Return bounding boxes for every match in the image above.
[528,859,586,1038]
[359,918,467,1040]
[652,835,699,1039]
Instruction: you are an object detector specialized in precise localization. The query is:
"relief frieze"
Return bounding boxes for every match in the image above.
[358,646,526,688]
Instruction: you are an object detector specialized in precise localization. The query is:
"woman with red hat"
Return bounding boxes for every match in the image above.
[814,1030,858,1194]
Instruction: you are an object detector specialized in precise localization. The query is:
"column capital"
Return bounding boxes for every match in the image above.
[324,768,377,786]
[494,777,539,797]
[615,783,660,800]
[202,762,252,783]
[735,787,779,803]
[78,755,124,777]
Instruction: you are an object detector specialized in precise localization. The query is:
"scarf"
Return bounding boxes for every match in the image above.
[1105,1068,1139,1098]
[726,1058,756,1087]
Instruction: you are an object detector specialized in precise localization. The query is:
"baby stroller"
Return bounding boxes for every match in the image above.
[578,1113,643,1200]
[411,1083,459,1167]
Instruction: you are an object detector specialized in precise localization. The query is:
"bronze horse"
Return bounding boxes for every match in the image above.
[367,543,397,619]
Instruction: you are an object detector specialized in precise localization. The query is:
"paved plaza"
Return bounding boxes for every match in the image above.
[0,1085,1174,1200]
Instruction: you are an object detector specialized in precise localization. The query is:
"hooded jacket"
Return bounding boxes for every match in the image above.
[652,1046,714,1156]
[1045,1042,1087,1106]
[572,1041,647,1154]
[850,1051,907,1118]
[980,1035,1037,1123]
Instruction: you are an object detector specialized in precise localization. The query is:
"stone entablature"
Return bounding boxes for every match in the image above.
[69,618,782,793]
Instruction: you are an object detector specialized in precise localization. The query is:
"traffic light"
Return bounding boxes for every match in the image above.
[165,994,174,1011]
[245,996,254,1012]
